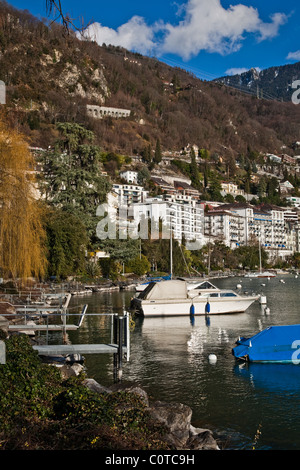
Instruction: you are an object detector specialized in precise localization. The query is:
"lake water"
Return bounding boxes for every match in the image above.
[66,275,300,450]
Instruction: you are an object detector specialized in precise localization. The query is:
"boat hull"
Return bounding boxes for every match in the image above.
[232,325,300,363]
[133,296,258,317]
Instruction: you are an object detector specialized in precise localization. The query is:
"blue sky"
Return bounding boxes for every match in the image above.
[7,0,300,79]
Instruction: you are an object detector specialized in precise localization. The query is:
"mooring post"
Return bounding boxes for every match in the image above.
[124,311,130,361]
[0,340,6,364]
[113,314,119,381]
[118,316,124,381]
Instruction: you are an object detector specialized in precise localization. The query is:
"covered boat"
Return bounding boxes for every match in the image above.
[135,274,171,292]
[232,324,300,363]
[130,279,259,317]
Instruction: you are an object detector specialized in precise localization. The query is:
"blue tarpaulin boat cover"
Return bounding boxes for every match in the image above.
[232,325,300,363]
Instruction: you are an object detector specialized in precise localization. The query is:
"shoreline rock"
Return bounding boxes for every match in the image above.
[82,378,220,451]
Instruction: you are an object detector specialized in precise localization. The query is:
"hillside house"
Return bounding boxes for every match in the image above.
[120,170,138,184]
[279,180,294,194]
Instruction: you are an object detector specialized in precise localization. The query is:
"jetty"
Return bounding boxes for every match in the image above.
[0,288,131,380]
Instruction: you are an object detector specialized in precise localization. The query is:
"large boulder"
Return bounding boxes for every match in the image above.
[109,382,149,406]
[148,401,192,448]
[83,378,112,394]
[187,425,220,450]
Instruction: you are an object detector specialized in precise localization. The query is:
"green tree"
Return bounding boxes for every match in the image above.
[141,144,152,164]
[37,122,111,244]
[153,139,162,164]
[207,172,223,201]
[45,208,88,279]
[190,148,201,190]
[127,254,151,276]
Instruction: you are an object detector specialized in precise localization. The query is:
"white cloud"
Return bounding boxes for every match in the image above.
[80,0,288,60]
[286,50,300,61]
[80,16,156,55]
[160,0,288,60]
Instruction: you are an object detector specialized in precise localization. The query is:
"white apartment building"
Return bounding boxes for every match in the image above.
[112,184,148,206]
[218,203,291,260]
[131,198,204,245]
[204,209,245,248]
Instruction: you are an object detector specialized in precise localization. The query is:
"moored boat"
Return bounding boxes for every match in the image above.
[130,279,259,317]
[244,271,276,278]
[135,274,171,292]
[232,324,300,363]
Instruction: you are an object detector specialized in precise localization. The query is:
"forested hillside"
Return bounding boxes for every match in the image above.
[1,1,300,162]
[215,63,300,102]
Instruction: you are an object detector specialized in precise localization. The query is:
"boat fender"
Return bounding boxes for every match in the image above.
[190,303,195,315]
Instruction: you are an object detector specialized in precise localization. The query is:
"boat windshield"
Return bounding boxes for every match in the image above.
[193,281,218,290]
[138,282,155,299]
[220,292,238,297]
[208,291,238,298]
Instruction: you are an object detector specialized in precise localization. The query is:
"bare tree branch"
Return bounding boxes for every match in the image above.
[45,0,88,33]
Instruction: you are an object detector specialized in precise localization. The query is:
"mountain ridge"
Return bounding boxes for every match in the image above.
[214,62,300,102]
[0,1,300,163]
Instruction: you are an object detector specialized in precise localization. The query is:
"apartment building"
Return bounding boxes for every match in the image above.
[217,203,293,260]
[131,198,204,245]
[112,184,148,205]
[204,209,245,248]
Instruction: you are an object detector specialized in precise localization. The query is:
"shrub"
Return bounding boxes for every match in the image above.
[0,334,168,450]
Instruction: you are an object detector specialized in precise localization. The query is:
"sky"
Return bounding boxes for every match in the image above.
[7,0,300,80]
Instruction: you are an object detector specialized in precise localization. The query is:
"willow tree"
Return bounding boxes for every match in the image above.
[0,118,47,280]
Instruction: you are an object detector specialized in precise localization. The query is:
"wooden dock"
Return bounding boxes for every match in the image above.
[1,301,131,379]
[8,324,79,332]
[32,343,127,355]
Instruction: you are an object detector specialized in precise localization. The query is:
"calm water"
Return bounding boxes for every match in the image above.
[66,275,300,450]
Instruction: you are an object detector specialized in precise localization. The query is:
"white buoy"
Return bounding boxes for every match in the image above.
[264,306,270,315]
[208,354,217,363]
[236,283,242,289]
[260,294,267,304]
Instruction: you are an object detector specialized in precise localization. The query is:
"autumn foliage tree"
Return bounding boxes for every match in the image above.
[0,117,47,280]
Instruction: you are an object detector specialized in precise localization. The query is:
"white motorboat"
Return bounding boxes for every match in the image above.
[130,279,259,317]
[244,271,276,278]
